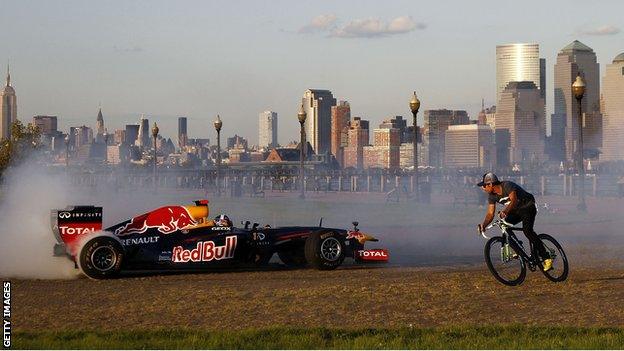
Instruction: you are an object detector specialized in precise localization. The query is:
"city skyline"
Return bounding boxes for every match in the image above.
[0,0,623,145]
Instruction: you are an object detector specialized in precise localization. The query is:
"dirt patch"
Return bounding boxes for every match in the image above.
[11,264,624,332]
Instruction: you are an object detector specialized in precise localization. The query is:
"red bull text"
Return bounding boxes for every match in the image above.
[172,236,237,263]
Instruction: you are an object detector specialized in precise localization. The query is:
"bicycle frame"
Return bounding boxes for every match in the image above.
[483,219,538,270]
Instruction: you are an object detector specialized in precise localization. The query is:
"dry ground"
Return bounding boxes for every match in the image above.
[12,263,624,332]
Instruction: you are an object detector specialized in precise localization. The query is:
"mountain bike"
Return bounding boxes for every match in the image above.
[478,217,569,286]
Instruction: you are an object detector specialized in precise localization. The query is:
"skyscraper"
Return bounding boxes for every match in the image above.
[178,117,188,149]
[423,109,469,167]
[96,108,105,135]
[600,53,624,161]
[496,43,545,104]
[496,81,546,165]
[258,111,278,149]
[553,40,601,162]
[1,65,17,140]
[125,124,140,146]
[137,116,150,147]
[445,124,496,168]
[32,115,57,135]
[330,101,350,166]
[343,117,369,169]
[302,89,337,155]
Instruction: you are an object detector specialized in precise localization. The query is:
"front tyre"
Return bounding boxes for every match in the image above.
[79,236,124,279]
[304,230,345,270]
[484,236,526,286]
[538,233,569,282]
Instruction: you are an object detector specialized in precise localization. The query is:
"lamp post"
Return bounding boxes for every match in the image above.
[298,104,307,199]
[409,92,421,202]
[572,74,586,212]
[152,123,159,193]
[214,115,223,197]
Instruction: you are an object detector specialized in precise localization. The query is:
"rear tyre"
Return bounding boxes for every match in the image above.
[79,236,124,279]
[538,233,569,282]
[484,236,526,286]
[304,230,345,270]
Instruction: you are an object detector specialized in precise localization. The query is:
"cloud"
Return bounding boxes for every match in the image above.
[580,25,620,36]
[299,14,337,33]
[330,16,425,38]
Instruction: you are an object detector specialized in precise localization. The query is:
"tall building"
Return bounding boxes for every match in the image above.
[363,127,401,169]
[445,125,496,168]
[496,43,545,104]
[258,111,278,149]
[600,53,624,161]
[136,116,150,147]
[125,124,140,146]
[423,109,469,167]
[227,134,248,150]
[496,81,546,165]
[553,40,601,162]
[96,108,105,135]
[330,101,350,166]
[32,115,57,135]
[302,89,337,155]
[178,117,188,149]
[73,126,93,148]
[343,117,369,169]
[1,65,17,140]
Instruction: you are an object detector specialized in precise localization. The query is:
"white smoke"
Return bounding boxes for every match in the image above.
[0,163,79,279]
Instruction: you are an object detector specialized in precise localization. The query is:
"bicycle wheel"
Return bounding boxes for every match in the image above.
[484,236,526,286]
[538,233,569,282]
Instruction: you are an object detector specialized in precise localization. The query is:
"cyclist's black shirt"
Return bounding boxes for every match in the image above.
[488,181,535,211]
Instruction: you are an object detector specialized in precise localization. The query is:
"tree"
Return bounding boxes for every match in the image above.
[0,120,42,176]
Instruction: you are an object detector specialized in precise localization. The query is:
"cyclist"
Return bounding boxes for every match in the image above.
[476,172,553,271]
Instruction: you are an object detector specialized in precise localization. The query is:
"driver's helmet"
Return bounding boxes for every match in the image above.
[214,214,232,227]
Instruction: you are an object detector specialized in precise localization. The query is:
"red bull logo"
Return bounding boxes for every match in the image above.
[115,206,197,236]
[172,236,237,263]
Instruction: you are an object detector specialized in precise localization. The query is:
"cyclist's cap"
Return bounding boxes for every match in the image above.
[477,172,500,186]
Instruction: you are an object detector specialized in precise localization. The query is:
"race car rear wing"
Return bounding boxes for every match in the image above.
[51,206,103,257]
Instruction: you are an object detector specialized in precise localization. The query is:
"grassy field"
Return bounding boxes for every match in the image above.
[14,326,624,349]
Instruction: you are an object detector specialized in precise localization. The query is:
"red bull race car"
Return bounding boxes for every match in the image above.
[51,200,389,279]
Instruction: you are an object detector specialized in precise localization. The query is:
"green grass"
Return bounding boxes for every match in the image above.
[14,326,624,349]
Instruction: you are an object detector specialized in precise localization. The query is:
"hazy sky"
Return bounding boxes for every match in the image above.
[1,0,622,144]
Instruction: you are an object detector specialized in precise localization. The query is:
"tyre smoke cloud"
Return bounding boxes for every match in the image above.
[0,163,78,279]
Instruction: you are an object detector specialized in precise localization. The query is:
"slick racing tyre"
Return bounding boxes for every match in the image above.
[484,236,526,286]
[277,243,308,268]
[79,236,124,279]
[305,230,345,270]
[537,233,569,282]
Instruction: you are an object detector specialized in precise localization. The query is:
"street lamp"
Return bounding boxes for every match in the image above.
[214,115,223,197]
[572,73,586,212]
[152,122,159,193]
[298,104,307,199]
[409,91,421,202]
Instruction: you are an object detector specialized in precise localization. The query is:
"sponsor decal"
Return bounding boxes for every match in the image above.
[211,226,231,231]
[58,211,102,219]
[253,232,266,241]
[356,249,389,261]
[172,236,237,263]
[115,206,198,236]
[120,236,159,246]
[59,226,98,235]
[320,233,333,239]
[158,251,172,261]
[3,281,10,348]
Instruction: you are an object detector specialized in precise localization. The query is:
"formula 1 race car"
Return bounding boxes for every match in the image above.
[51,200,389,279]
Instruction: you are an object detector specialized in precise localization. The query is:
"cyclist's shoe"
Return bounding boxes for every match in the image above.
[511,252,519,259]
[542,258,553,271]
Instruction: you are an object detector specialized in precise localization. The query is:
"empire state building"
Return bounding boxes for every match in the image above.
[1,65,17,140]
